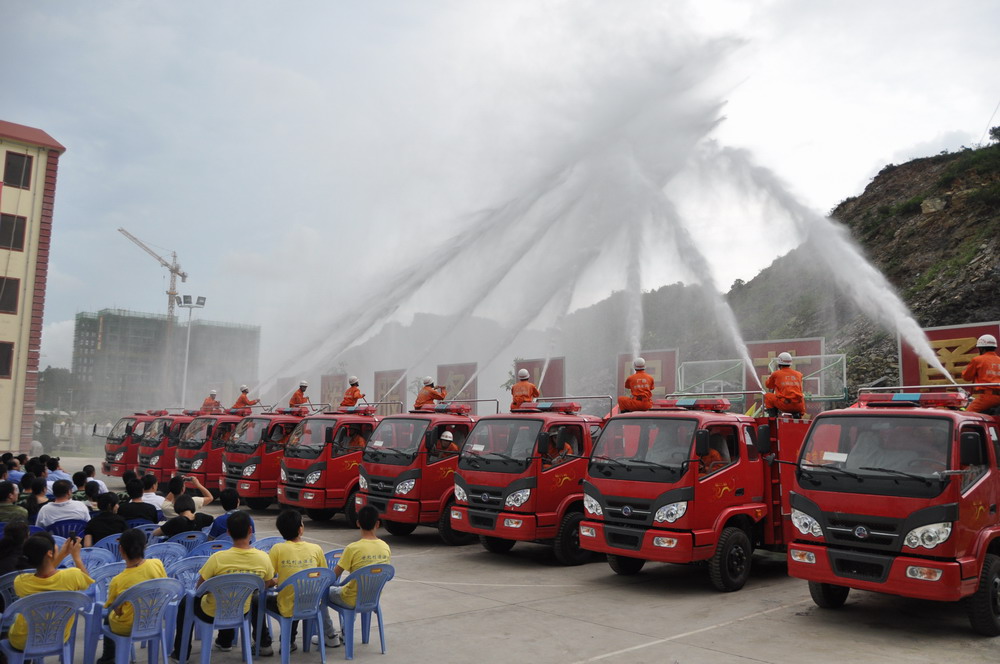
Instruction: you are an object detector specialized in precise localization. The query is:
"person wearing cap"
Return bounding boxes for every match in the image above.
[963,334,1000,413]
[341,377,366,407]
[764,352,805,417]
[201,390,221,411]
[510,369,540,411]
[290,381,310,407]
[618,358,655,413]
[432,430,459,459]
[233,385,260,409]
[413,376,447,409]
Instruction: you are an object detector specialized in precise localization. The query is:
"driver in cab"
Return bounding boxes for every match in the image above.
[698,433,725,475]
[543,429,574,466]
[431,430,459,460]
[346,425,366,450]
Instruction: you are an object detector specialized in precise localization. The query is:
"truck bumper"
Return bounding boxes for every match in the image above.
[787,542,975,602]
[357,492,422,524]
[450,505,540,540]
[278,485,338,509]
[578,519,700,563]
[138,466,171,484]
[221,477,275,498]
[102,462,126,477]
[184,471,219,491]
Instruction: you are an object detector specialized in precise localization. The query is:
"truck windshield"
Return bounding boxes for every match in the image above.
[108,418,136,441]
[363,418,429,466]
[589,417,697,482]
[179,418,213,450]
[285,419,332,459]
[797,415,952,498]
[227,418,267,454]
[459,419,541,473]
[140,419,169,449]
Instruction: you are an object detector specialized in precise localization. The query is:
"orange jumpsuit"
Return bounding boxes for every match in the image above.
[289,389,309,407]
[233,394,259,409]
[765,367,805,414]
[618,370,655,412]
[510,380,540,410]
[414,386,447,409]
[341,386,365,407]
[348,434,367,450]
[544,442,573,464]
[201,397,221,411]
[699,448,723,474]
[963,351,1000,413]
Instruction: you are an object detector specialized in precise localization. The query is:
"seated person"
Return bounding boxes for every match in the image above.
[84,493,128,547]
[431,431,459,459]
[35,479,91,528]
[346,426,367,450]
[117,479,159,524]
[208,488,255,539]
[161,475,214,519]
[698,434,727,474]
[542,429,574,465]
[154,494,214,539]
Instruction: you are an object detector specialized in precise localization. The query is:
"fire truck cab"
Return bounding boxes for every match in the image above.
[136,411,196,484]
[221,408,306,510]
[450,400,604,564]
[355,403,477,544]
[174,409,245,492]
[579,397,810,591]
[787,389,1000,635]
[100,412,156,477]
[277,405,379,525]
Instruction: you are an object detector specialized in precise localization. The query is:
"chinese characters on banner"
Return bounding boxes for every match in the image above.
[616,350,677,399]
[745,339,825,413]
[321,374,347,410]
[374,369,406,417]
[437,363,478,412]
[898,322,1000,385]
[515,358,566,399]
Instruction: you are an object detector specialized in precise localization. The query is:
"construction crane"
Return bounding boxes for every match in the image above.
[117,227,188,319]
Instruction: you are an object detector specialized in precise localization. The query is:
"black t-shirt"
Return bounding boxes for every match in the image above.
[84,512,129,544]
[159,512,214,539]
[117,501,159,524]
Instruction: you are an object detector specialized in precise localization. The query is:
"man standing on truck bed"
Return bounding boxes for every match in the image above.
[233,385,260,409]
[510,369,540,411]
[765,352,805,417]
[202,390,221,411]
[963,334,1000,413]
[618,357,654,413]
[290,381,310,407]
[341,376,365,407]
[414,376,447,409]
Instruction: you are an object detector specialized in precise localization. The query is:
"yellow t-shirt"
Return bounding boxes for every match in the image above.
[10,567,94,650]
[268,540,326,617]
[336,538,391,607]
[198,546,274,617]
[106,558,168,635]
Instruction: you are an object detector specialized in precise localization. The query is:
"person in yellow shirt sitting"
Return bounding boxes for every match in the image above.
[9,532,93,652]
[329,504,391,611]
[98,528,167,664]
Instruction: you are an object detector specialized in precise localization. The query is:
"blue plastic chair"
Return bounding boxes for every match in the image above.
[184,573,266,664]
[51,534,67,549]
[252,536,285,553]
[213,533,233,544]
[327,564,395,660]
[145,542,187,567]
[0,590,92,664]
[265,567,337,664]
[324,549,344,571]
[45,519,88,538]
[84,562,127,664]
[95,533,124,561]
[167,530,209,552]
[61,546,116,570]
[28,525,44,534]
[0,569,34,611]
[189,540,231,557]
[166,556,210,662]
[101,577,184,664]
[127,518,155,528]
[135,523,161,542]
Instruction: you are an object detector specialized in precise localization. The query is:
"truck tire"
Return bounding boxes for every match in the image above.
[808,581,850,609]
[553,512,591,566]
[965,553,1000,635]
[607,554,645,575]
[383,520,417,536]
[438,502,476,546]
[344,488,359,529]
[245,497,272,511]
[306,508,335,522]
[480,535,516,554]
[709,526,752,592]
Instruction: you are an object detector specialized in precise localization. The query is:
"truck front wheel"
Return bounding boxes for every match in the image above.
[383,520,417,536]
[344,488,359,529]
[245,497,273,511]
[553,512,592,566]
[965,553,1000,635]
[480,536,516,554]
[607,554,645,575]
[808,581,850,609]
[709,526,752,592]
[306,508,335,522]
[438,502,476,546]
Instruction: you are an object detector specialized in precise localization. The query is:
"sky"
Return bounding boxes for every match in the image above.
[1,0,997,376]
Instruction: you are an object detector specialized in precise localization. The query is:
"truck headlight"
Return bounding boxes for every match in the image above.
[149,456,160,467]
[505,489,530,507]
[395,479,415,495]
[114,451,125,461]
[242,464,257,477]
[454,484,467,502]
[306,471,322,485]
[904,522,952,550]
[654,501,687,523]
[280,468,287,482]
[191,459,203,470]
[791,508,823,538]
[221,462,228,475]
[359,475,368,490]
[583,494,603,516]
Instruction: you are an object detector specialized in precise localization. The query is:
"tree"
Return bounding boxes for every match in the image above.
[990,126,1000,144]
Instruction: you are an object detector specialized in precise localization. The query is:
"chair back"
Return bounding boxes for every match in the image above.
[134,523,161,542]
[343,563,395,612]
[279,567,337,619]
[145,542,188,567]
[252,536,284,553]
[68,546,117,570]
[324,549,344,570]
[166,556,210,591]
[126,518,155,529]
[167,530,208,551]
[45,519,88,538]
[94,533,123,560]
[90,562,127,603]
[0,591,91,653]
[28,525,45,534]
[0,569,34,610]
[51,534,67,548]
[108,577,184,640]
[214,533,233,543]
[195,573,265,629]
[189,540,231,557]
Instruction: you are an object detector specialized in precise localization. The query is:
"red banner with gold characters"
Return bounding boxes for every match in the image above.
[321,374,347,410]
[437,363,477,404]
[515,358,565,398]
[745,338,826,393]
[374,369,406,416]
[616,350,677,399]
[898,322,1000,385]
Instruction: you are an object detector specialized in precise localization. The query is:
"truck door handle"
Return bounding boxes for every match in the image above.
[991,504,997,515]
[735,488,745,496]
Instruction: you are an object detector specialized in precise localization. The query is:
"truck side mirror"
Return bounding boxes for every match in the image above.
[92,423,98,436]
[756,425,771,455]
[124,424,133,437]
[325,427,335,445]
[960,432,983,466]
[205,425,214,440]
[695,429,710,457]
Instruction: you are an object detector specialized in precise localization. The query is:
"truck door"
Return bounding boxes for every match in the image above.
[693,425,745,530]
[957,423,996,553]
[425,422,472,514]
[539,424,586,525]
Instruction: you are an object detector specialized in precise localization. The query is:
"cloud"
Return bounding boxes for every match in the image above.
[40,319,76,370]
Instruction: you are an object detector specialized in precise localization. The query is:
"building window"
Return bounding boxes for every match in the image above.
[0,278,18,314]
[3,152,32,189]
[0,214,26,251]
[0,342,12,379]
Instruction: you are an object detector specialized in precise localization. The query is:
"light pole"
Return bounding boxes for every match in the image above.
[176,295,206,407]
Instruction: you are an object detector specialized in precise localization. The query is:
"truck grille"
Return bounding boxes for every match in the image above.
[827,549,891,583]
[468,509,497,530]
[285,488,300,501]
[604,497,652,525]
[825,515,901,551]
[176,458,193,471]
[466,485,503,511]
[365,475,396,498]
[603,524,644,551]
[367,497,388,513]
[285,470,307,486]
[138,455,152,466]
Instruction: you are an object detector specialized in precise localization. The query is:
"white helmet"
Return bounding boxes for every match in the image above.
[209,389,217,396]
[517,368,530,380]
[422,376,434,386]
[240,385,249,392]
[977,334,997,348]
[777,352,793,365]
[299,381,308,388]
[633,357,646,370]
[440,431,454,442]
[348,376,359,385]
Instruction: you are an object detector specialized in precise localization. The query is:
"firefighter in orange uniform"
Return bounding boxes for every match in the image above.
[289,381,310,407]
[764,352,805,417]
[347,425,367,450]
[618,358,654,413]
[414,376,447,409]
[341,376,365,407]
[543,429,574,465]
[963,335,1000,413]
[201,390,221,411]
[433,430,459,459]
[510,369,540,411]
[233,385,259,409]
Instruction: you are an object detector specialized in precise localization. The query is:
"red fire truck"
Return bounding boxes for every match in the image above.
[450,400,605,564]
[99,412,157,477]
[786,388,1000,635]
[355,402,479,544]
[277,405,381,525]
[579,397,810,591]
[136,411,197,484]
[221,407,306,510]
[174,409,246,492]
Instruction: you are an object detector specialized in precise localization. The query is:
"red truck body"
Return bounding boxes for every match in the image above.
[220,408,306,510]
[136,412,196,484]
[277,406,379,525]
[355,403,477,544]
[786,389,1000,634]
[101,413,156,477]
[579,397,810,590]
[174,410,246,492]
[450,401,604,564]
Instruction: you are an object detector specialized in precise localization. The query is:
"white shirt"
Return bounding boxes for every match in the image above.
[89,478,109,494]
[161,496,205,519]
[141,492,165,508]
[35,499,91,528]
